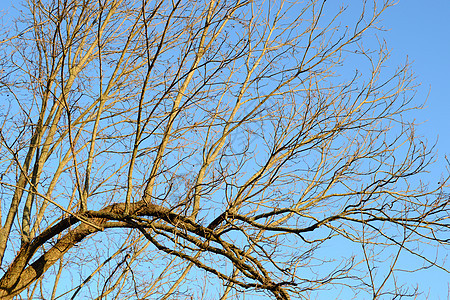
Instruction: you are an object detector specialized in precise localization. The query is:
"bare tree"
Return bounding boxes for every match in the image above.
[0,0,448,299]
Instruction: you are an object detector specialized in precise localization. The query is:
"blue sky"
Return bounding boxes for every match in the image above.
[0,7,447,162]
[383,1,450,178]
[0,0,448,298]
[384,3,450,296]
[0,3,446,182]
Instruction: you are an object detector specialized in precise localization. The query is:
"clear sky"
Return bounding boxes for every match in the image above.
[0,0,448,298]
[0,4,446,177]
[383,0,450,179]
[384,3,450,297]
